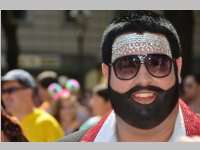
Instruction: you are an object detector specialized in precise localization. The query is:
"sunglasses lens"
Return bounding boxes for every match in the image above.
[114,56,140,80]
[2,88,14,94]
[2,87,25,94]
[145,54,172,77]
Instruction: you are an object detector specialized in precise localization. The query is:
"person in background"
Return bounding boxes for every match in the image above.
[51,93,81,135]
[36,70,58,113]
[183,73,200,115]
[1,69,64,142]
[89,84,112,117]
[79,84,112,131]
[1,108,28,142]
[65,79,91,125]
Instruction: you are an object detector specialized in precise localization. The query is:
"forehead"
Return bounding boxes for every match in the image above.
[111,32,172,62]
[2,80,22,88]
[61,99,77,108]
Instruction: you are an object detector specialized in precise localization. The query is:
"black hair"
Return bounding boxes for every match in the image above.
[96,88,109,102]
[101,10,182,65]
[194,73,200,84]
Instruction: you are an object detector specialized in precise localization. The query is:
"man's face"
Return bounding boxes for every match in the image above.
[2,81,31,115]
[183,75,199,101]
[102,32,182,129]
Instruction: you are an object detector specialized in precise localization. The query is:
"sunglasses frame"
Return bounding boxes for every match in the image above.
[2,87,27,95]
[111,54,175,80]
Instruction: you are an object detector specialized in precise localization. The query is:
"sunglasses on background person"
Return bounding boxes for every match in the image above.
[111,54,175,80]
[2,87,27,95]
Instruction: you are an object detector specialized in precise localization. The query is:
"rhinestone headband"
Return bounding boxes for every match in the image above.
[111,32,172,62]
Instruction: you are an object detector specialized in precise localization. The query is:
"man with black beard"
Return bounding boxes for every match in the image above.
[58,11,200,142]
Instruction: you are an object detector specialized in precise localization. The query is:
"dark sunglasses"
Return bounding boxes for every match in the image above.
[111,54,174,80]
[2,87,27,95]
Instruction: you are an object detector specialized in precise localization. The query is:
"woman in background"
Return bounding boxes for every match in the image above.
[51,93,81,135]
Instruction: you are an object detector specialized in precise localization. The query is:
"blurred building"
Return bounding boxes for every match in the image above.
[192,11,200,70]
[1,10,200,90]
[1,11,115,89]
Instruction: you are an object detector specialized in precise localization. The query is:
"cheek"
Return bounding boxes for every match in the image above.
[110,68,133,93]
[94,101,102,110]
[190,86,197,93]
[89,98,95,108]
[14,90,28,99]
[60,108,70,117]
[61,105,76,118]
[90,100,100,113]
[95,99,107,112]
[69,107,76,115]
[2,95,8,104]
[2,97,12,109]
[154,69,176,90]
[59,109,66,120]
[9,94,19,102]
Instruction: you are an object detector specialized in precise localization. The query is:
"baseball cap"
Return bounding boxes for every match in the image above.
[1,69,36,89]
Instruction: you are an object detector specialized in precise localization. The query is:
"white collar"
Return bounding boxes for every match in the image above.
[94,110,117,142]
[94,105,186,142]
[168,105,186,142]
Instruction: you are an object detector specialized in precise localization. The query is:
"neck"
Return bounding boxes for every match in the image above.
[116,104,179,142]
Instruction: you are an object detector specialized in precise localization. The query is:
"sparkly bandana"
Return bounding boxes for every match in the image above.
[112,32,172,62]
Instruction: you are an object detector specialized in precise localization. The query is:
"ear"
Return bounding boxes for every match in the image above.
[176,57,182,84]
[101,63,109,78]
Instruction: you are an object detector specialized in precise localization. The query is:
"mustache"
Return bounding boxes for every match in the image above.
[126,85,164,95]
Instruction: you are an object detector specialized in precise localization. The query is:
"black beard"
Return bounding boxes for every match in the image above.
[108,64,179,129]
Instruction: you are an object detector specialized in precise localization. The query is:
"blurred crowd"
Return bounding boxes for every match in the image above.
[1,69,112,142]
[1,69,200,142]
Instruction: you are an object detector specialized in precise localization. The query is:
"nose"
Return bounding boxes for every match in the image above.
[133,64,153,87]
